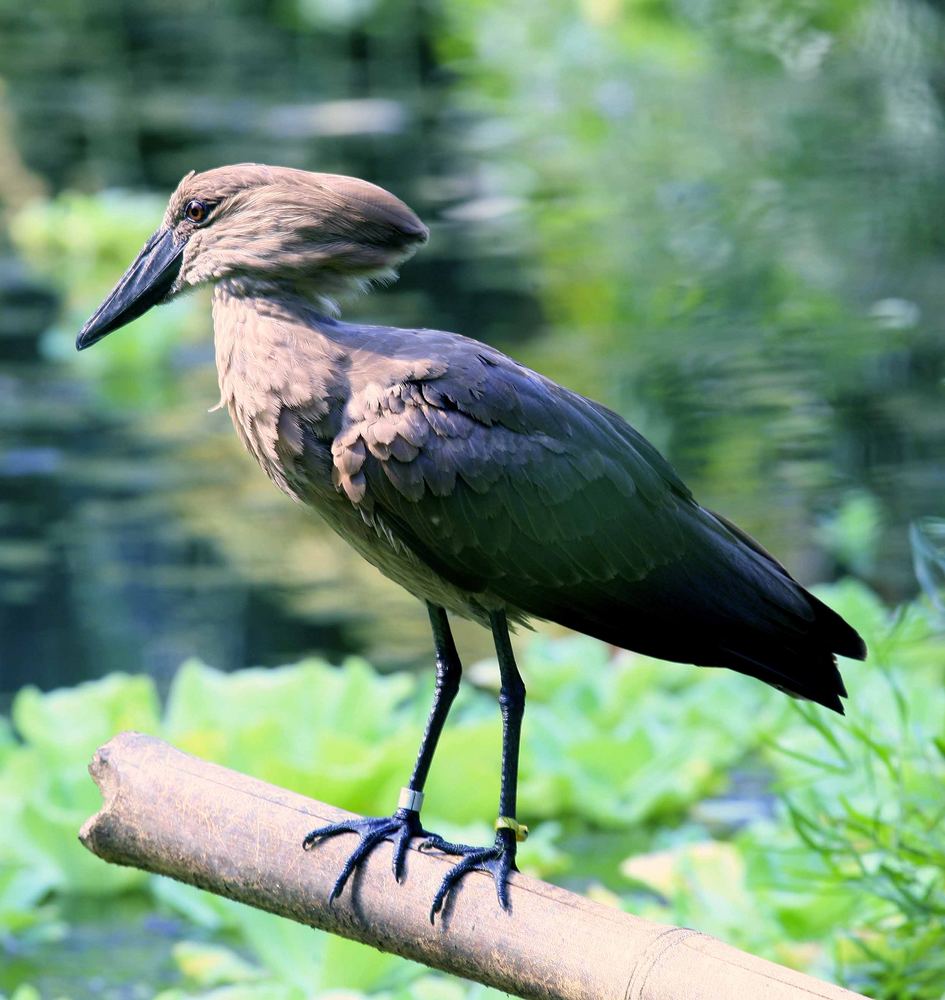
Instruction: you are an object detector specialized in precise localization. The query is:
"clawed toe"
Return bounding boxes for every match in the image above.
[427,827,518,922]
[303,808,426,900]
[303,813,520,920]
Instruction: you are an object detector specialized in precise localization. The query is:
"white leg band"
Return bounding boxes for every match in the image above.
[398,787,424,812]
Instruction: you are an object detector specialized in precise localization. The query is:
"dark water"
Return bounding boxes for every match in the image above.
[1,0,944,696]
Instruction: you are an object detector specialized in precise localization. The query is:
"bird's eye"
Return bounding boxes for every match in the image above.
[184,200,209,224]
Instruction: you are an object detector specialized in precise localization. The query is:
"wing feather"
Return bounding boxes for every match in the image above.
[327,335,863,710]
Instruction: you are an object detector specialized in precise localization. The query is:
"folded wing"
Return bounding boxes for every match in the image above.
[329,337,865,712]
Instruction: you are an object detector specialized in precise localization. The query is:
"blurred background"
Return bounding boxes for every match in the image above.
[1,0,944,698]
[1,1,944,998]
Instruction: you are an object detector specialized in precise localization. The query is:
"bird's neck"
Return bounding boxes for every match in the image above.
[210,280,347,494]
[206,273,345,317]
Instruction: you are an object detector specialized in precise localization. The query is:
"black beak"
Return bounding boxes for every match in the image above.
[76,228,184,350]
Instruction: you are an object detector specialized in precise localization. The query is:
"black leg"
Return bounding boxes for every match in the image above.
[494,610,526,823]
[302,603,461,898]
[408,604,463,792]
[426,610,527,920]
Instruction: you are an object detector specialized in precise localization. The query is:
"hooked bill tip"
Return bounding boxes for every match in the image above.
[75,325,99,351]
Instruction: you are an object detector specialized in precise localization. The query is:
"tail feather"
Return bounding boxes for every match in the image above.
[807,591,868,662]
[717,643,848,714]
[709,586,863,713]
[699,508,866,711]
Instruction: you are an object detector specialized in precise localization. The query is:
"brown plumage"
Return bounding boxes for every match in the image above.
[77,163,866,919]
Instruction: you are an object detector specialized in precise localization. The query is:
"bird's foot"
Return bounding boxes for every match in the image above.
[302,807,427,901]
[421,824,521,922]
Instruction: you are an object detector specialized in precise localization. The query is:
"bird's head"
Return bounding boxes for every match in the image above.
[76,163,428,350]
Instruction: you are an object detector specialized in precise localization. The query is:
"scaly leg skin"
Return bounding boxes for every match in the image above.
[301,603,461,902]
[423,610,528,922]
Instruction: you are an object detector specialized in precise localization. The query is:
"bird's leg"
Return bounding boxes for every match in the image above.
[302,603,461,901]
[425,610,527,920]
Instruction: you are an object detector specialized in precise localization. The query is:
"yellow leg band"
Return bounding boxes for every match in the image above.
[495,816,529,842]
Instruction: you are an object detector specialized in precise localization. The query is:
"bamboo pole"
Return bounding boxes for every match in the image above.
[80,732,871,1000]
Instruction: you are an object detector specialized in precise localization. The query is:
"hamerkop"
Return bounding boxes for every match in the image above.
[77,163,867,919]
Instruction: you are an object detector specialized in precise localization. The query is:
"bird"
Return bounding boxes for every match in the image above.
[76,163,867,921]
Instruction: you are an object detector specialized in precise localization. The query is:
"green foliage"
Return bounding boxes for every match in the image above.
[815,492,883,578]
[911,518,945,618]
[1,581,943,998]
[619,581,945,994]
[772,619,945,996]
[10,192,165,296]
[516,636,794,828]
[0,673,159,924]
[163,659,420,817]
